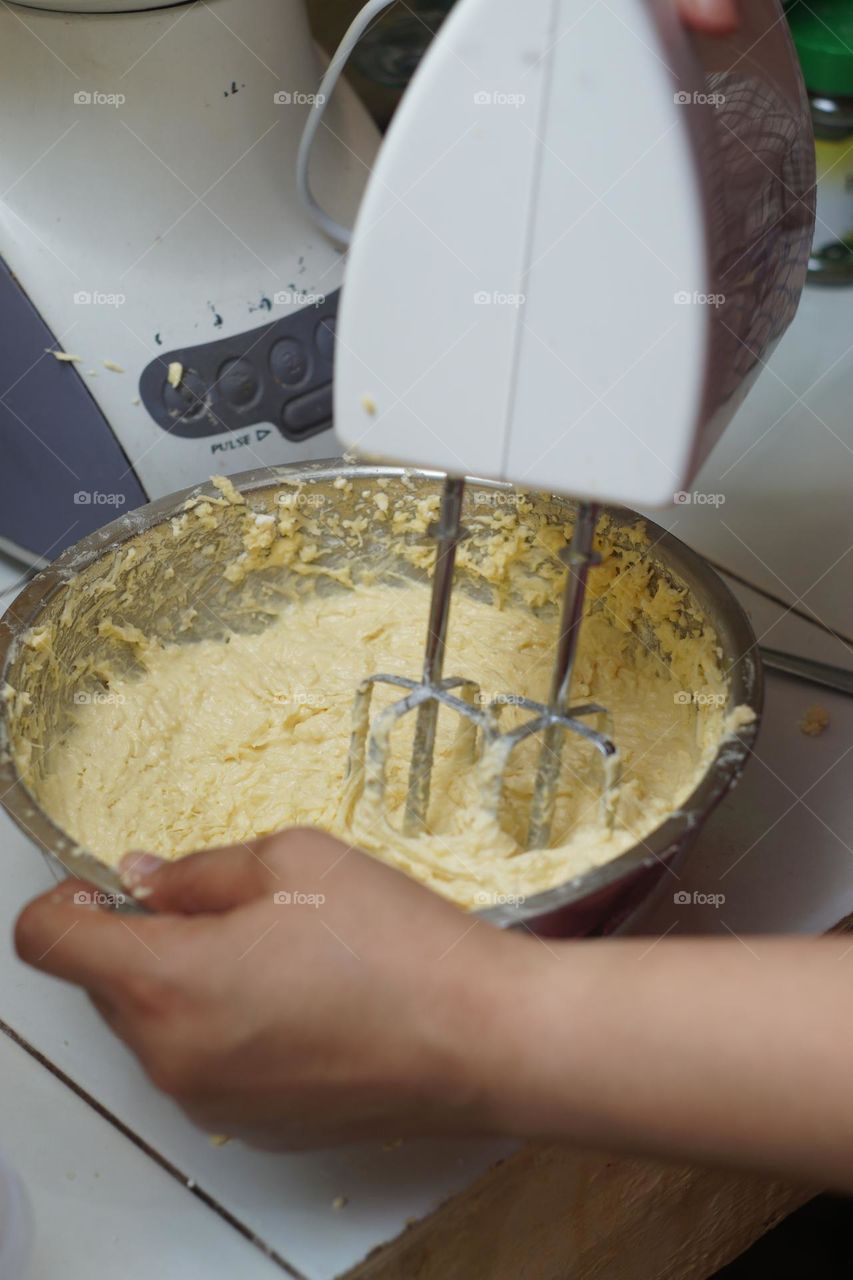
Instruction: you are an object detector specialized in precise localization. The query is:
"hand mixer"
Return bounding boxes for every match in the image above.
[302,0,815,846]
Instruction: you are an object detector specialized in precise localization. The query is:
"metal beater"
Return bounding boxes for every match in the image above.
[346,476,618,850]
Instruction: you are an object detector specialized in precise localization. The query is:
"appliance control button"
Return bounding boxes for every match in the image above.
[270,337,309,387]
[281,383,332,435]
[163,367,207,420]
[218,358,260,407]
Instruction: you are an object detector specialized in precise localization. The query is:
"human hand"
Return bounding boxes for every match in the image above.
[15,830,531,1149]
[676,0,739,32]
[17,828,853,1190]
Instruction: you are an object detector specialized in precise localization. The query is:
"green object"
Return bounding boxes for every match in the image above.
[787,1,853,280]
[787,0,853,97]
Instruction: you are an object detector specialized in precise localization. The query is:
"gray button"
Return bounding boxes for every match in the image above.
[315,316,336,361]
[270,337,309,387]
[281,383,332,436]
[218,358,260,408]
[162,367,207,420]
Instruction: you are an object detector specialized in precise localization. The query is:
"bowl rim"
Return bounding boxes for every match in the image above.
[0,460,763,915]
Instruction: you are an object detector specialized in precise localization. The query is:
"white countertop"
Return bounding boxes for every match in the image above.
[1,284,852,1277]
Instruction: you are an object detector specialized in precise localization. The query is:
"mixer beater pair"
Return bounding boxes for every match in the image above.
[346,477,619,850]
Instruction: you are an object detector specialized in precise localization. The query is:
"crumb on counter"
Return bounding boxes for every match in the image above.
[332,1195,349,1211]
[167,361,183,388]
[46,350,82,363]
[800,705,830,737]
[103,360,125,373]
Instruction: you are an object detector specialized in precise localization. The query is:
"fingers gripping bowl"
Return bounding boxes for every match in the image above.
[0,464,761,937]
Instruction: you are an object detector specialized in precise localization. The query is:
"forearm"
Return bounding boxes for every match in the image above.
[473,935,853,1189]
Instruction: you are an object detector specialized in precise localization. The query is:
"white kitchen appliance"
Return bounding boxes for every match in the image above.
[0,0,380,564]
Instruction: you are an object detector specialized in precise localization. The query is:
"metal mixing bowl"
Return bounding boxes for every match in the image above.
[0,463,762,936]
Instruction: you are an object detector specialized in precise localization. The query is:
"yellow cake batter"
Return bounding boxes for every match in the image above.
[7,474,750,910]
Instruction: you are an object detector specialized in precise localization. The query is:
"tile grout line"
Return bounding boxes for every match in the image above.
[708,557,853,649]
[0,1016,307,1280]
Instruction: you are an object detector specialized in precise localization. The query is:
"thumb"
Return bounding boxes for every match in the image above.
[120,842,277,915]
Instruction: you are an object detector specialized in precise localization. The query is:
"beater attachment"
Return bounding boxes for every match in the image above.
[346,476,484,835]
[346,481,618,849]
[478,503,619,850]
